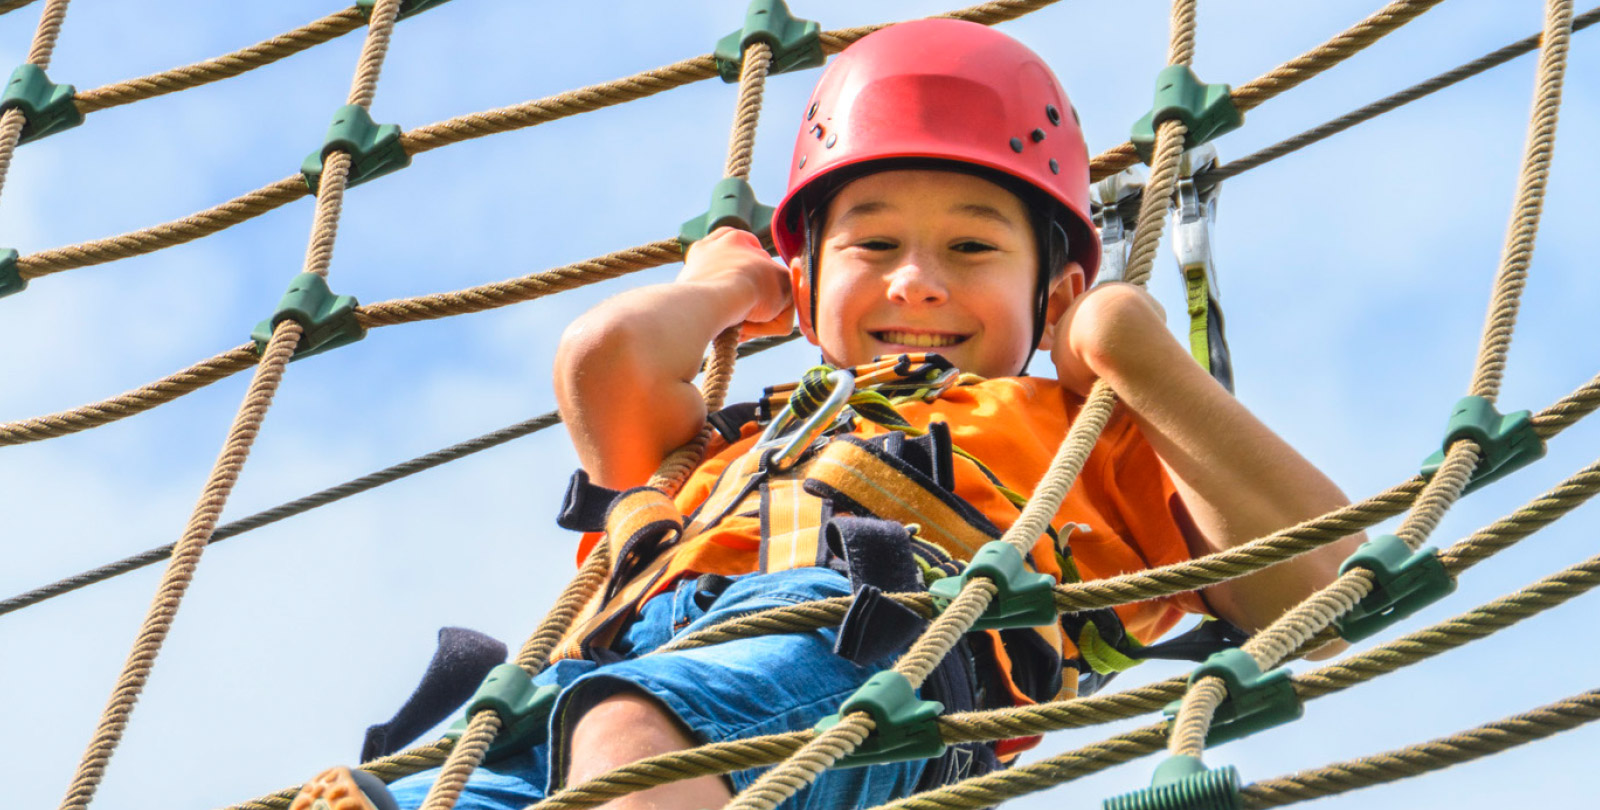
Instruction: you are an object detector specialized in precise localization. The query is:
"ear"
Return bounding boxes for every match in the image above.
[1035,261,1086,352]
[789,255,820,345]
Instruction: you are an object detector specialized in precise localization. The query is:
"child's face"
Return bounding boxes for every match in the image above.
[792,169,1071,378]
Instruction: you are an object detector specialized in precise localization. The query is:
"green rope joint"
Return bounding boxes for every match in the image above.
[815,671,946,768]
[0,248,23,299]
[714,0,824,83]
[0,64,84,145]
[678,177,775,249]
[1421,395,1546,495]
[1335,534,1457,643]
[1163,649,1302,747]
[1130,66,1242,164]
[927,541,1056,631]
[444,664,560,760]
[1103,755,1241,810]
[301,104,411,193]
[356,0,455,21]
[251,272,366,360]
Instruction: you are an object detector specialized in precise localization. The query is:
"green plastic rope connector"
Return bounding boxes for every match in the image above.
[1335,534,1457,643]
[713,0,823,83]
[251,272,366,360]
[678,177,775,249]
[1420,395,1546,495]
[0,64,83,145]
[1103,755,1241,810]
[356,0,454,21]
[1130,66,1242,165]
[815,671,946,768]
[444,664,560,761]
[1161,649,1302,747]
[927,540,1056,631]
[0,248,23,299]
[301,104,411,193]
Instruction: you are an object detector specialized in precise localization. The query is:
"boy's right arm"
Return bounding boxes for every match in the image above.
[554,227,793,490]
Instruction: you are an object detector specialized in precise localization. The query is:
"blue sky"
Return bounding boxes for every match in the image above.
[1,1,1596,808]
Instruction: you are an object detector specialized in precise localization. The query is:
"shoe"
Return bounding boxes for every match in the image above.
[288,766,401,810]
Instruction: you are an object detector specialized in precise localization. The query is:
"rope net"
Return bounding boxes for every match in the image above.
[2,1,1595,809]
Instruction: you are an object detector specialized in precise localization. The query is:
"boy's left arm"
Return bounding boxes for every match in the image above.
[1051,283,1364,655]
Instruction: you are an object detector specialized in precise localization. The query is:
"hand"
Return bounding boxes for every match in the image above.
[1050,282,1167,396]
[677,227,795,340]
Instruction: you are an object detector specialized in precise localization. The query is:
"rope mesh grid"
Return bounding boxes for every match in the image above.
[7,0,1595,807]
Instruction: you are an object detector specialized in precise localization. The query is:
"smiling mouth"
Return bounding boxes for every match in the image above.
[871,330,968,348]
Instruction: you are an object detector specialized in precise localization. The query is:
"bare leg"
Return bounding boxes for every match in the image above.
[566,691,735,810]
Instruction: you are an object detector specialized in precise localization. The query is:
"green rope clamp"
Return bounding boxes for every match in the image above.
[444,664,561,760]
[678,177,775,249]
[1162,649,1302,747]
[927,541,1056,631]
[713,0,824,83]
[0,248,24,299]
[1103,755,1241,810]
[1420,395,1546,495]
[1334,534,1457,643]
[356,0,455,22]
[0,64,84,145]
[814,671,946,768]
[1130,66,1242,165]
[251,272,366,360]
[301,104,411,193]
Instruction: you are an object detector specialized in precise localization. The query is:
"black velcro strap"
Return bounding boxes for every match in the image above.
[825,516,923,593]
[833,584,928,666]
[361,627,508,761]
[556,469,621,533]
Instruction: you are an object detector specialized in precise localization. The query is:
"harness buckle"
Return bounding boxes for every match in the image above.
[754,368,855,471]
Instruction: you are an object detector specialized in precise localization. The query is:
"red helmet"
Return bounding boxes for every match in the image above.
[771,19,1100,283]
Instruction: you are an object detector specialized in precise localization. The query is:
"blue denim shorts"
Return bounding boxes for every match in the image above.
[387,567,927,810]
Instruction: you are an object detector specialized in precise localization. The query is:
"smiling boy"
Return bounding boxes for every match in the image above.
[295,18,1362,810]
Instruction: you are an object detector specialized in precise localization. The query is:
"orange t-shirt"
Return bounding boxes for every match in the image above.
[660,376,1208,650]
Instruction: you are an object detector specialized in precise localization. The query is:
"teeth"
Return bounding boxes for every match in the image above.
[875,331,963,348]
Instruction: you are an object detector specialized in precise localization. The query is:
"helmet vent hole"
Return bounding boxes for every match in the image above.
[1049,158,1060,174]
[810,124,824,139]
[1009,137,1024,153]
[798,155,807,168]
[807,102,818,121]
[1046,104,1061,126]
[1031,128,1046,143]
[824,133,837,148]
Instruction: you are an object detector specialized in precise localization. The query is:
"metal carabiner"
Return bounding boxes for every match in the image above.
[754,368,856,471]
[1091,166,1147,285]
[1172,143,1221,294]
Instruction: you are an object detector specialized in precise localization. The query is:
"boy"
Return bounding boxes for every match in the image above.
[295,18,1360,810]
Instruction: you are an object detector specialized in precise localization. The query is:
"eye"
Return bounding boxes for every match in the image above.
[856,238,898,251]
[950,240,997,254]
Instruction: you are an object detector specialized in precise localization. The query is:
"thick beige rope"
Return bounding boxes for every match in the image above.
[1091,0,1448,180]
[0,0,71,201]
[58,320,303,810]
[1471,0,1572,400]
[1241,689,1600,808]
[0,345,258,445]
[1,240,682,447]
[15,177,310,279]
[511,454,1600,810]
[73,9,368,114]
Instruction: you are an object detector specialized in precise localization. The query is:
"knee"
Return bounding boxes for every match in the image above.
[568,691,697,773]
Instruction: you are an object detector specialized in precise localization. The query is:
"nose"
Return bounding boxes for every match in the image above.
[885,254,949,306]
